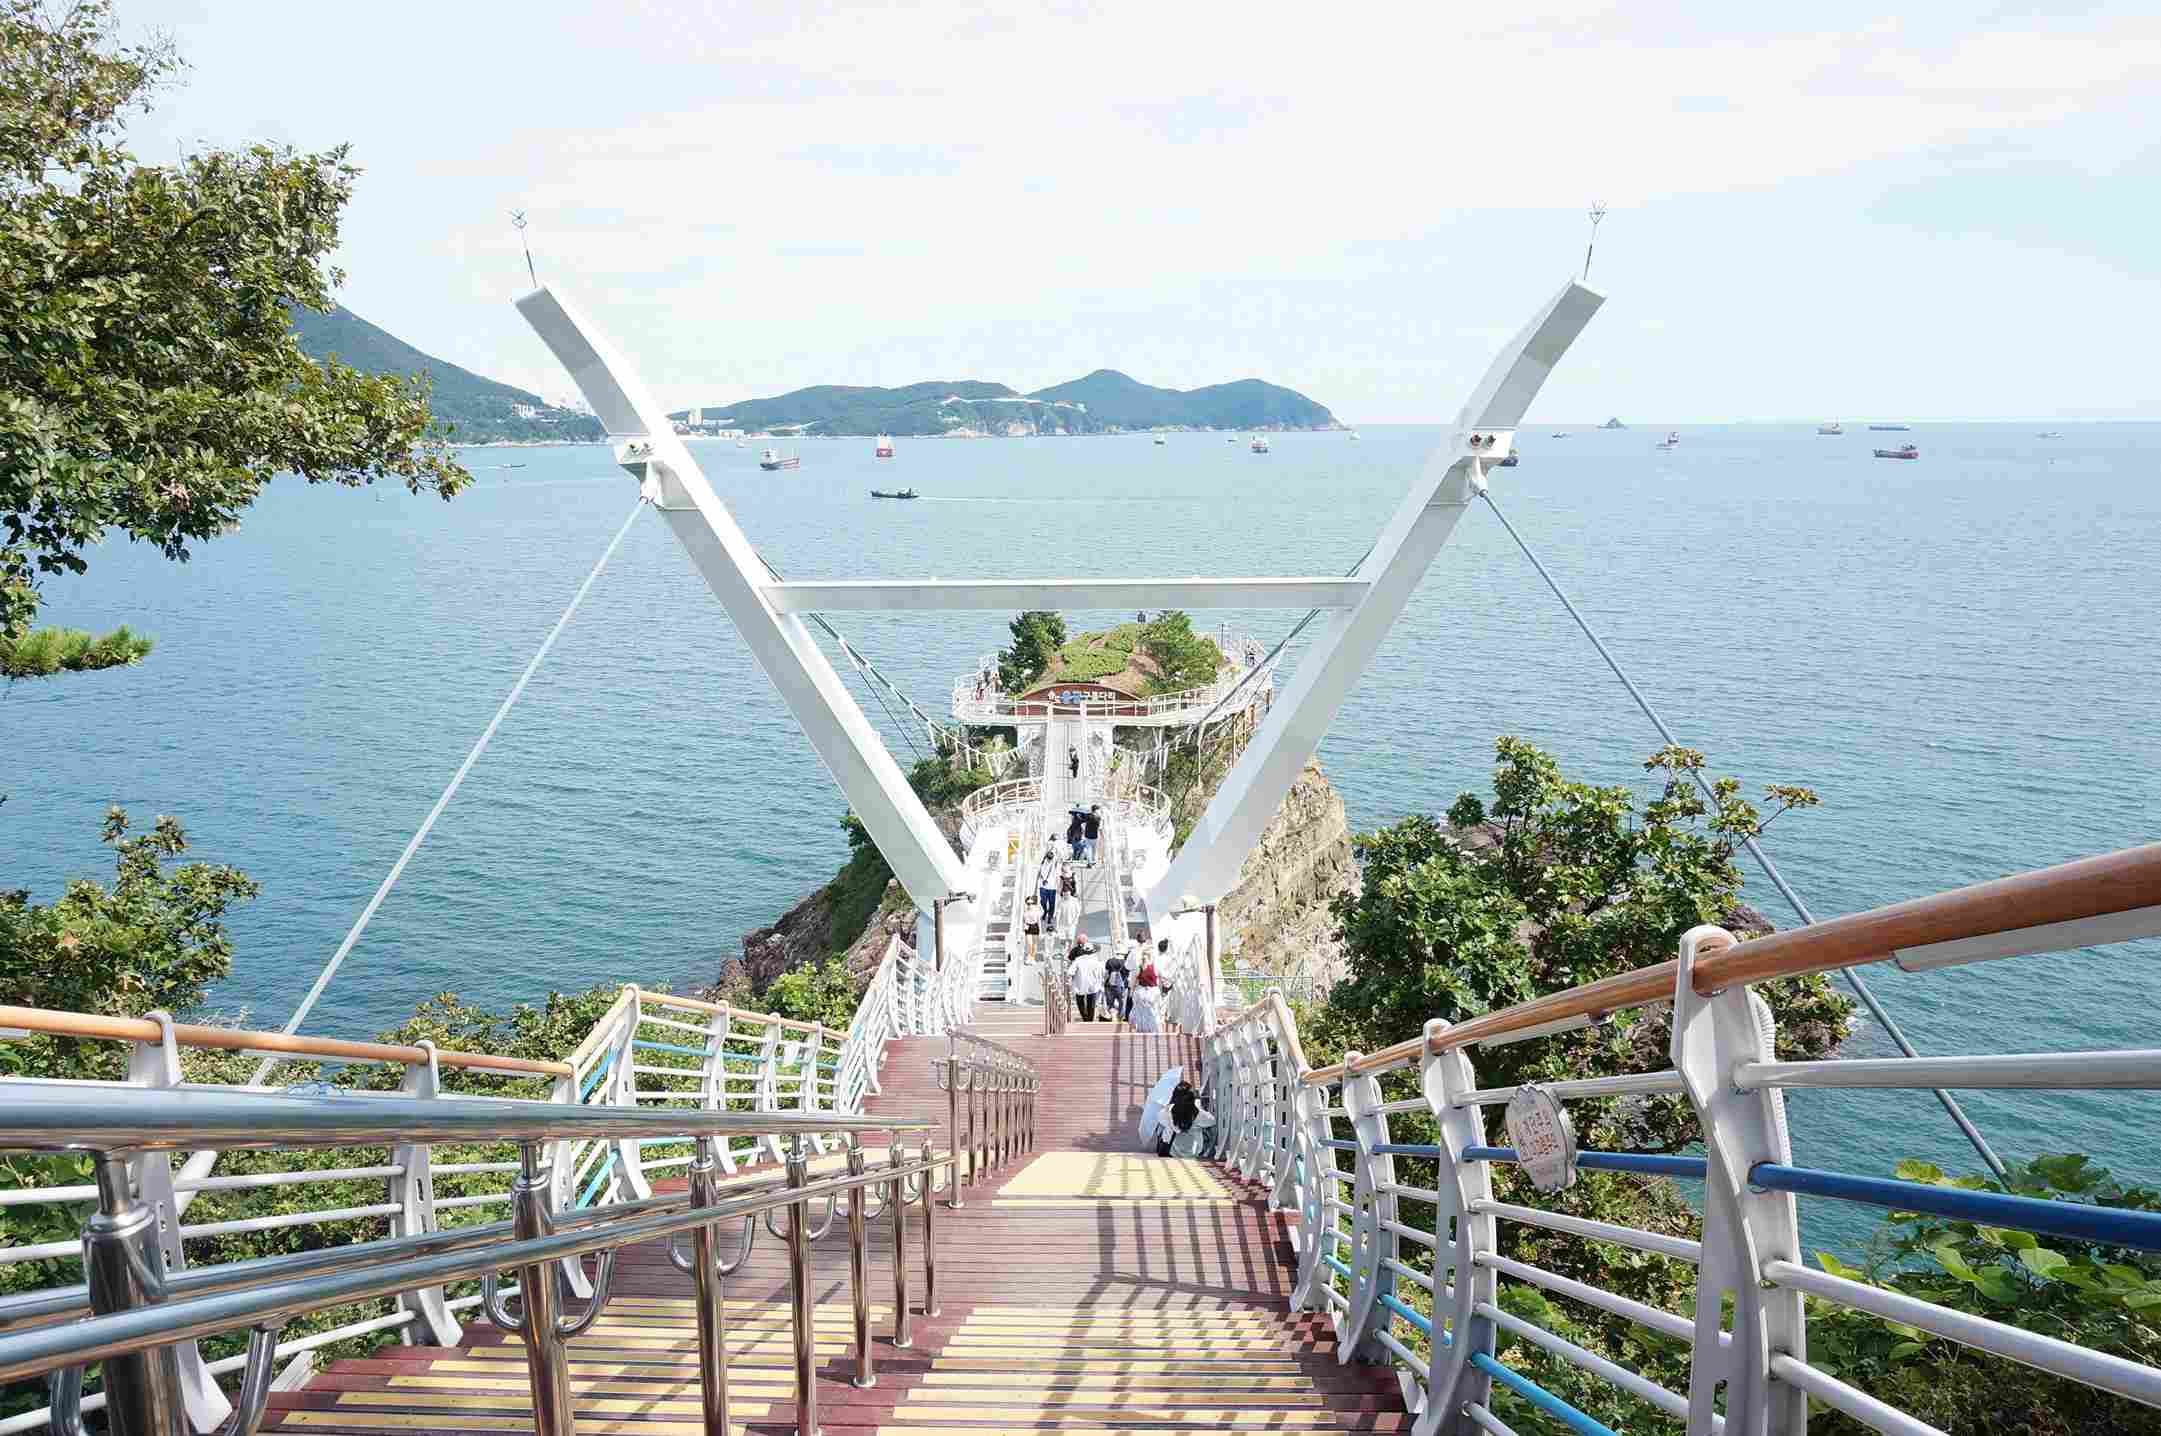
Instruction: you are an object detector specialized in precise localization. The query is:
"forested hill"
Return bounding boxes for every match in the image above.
[289,306,602,444]
[672,369,1338,437]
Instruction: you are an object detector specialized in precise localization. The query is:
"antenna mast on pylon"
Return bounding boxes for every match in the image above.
[1583,202,1607,282]
[510,211,537,288]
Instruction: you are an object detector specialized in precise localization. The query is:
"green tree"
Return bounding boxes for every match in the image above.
[0,808,257,1081]
[996,610,1066,693]
[1138,609,1222,693]
[0,0,468,668]
[1297,737,1853,1432]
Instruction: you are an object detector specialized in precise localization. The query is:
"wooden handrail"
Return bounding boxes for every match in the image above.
[1301,840,2161,1082]
[0,1005,571,1078]
[637,989,828,1035]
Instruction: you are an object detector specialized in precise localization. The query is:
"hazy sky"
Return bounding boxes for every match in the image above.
[141,1,2160,422]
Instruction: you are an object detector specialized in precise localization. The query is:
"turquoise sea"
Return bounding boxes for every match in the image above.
[7,423,2157,1248]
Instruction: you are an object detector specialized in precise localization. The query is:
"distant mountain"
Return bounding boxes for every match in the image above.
[1026,370,1335,432]
[289,306,602,444]
[674,369,1337,437]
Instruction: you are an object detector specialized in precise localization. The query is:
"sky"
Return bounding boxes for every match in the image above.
[138,1,2161,423]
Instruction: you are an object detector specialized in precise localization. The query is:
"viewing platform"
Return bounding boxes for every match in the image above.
[952,627,1275,729]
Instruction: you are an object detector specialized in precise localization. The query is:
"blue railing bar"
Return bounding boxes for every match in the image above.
[576,1047,617,1101]
[1320,1139,1361,1152]
[1479,1299,1691,1421]
[1379,1291,1438,1339]
[631,1039,712,1058]
[1748,1164,2161,1252]
[575,1150,617,1210]
[1322,1254,1353,1280]
[1372,1143,1443,1157]
[1465,1146,1710,1180]
[1469,1353,1619,1436]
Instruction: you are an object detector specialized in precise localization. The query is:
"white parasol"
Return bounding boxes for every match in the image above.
[1137,1065,1183,1145]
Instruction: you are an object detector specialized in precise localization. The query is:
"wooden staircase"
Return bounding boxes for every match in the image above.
[266,1016,1404,1436]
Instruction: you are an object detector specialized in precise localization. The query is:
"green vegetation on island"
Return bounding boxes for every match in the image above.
[996,609,1226,696]
[672,368,1337,437]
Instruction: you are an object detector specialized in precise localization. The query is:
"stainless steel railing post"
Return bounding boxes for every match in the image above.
[922,1155,941,1316]
[972,1073,987,1179]
[845,1146,874,1389]
[687,1136,731,1436]
[785,1140,818,1436]
[80,1153,184,1436]
[511,1142,576,1436]
[888,1144,912,1350]
[946,1057,968,1204]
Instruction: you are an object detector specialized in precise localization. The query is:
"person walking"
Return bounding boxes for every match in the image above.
[1020,894,1042,965]
[1066,806,1090,863]
[1067,937,1105,1023]
[1080,804,1103,864]
[1102,941,1134,1024]
[1130,955,1163,1034]
[1036,847,1059,930]
[1068,745,1080,780]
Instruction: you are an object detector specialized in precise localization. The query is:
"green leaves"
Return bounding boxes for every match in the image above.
[0,0,468,643]
[0,622,151,679]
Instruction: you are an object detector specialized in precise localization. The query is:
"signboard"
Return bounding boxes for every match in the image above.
[1503,1084,1579,1194]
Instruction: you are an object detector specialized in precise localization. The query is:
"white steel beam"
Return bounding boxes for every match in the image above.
[763,576,1369,613]
[1145,279,1605,924]
[514,287,971,914]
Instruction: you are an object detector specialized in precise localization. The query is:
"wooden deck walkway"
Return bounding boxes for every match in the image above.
[266,1015,1405,1436]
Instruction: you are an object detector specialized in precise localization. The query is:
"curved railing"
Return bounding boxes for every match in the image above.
[932,1031,1040,1204]
[1207,842,2161,1436]
[957,776,1044,851]
[0,1083,949,1436]
[951,630,1277,726]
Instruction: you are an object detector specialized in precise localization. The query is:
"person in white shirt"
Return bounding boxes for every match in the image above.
[1066,937,1106,1022]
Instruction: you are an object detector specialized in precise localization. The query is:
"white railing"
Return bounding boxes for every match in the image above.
[1206,842,2161,1436]
[958,776,1043,852]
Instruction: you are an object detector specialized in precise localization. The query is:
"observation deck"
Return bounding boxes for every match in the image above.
[952,629,1276,729]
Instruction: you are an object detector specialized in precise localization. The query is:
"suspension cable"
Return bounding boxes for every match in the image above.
[251,496,647,1081]
[753,552,947,759]
[1479,487,2009,1181]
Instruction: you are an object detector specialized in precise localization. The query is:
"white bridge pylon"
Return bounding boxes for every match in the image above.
[516,279,1602,956]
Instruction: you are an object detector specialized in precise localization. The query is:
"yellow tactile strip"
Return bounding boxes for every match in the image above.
[994,1154,1236,1201]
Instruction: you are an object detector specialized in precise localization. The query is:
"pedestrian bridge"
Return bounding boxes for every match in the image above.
[2,841,2159,1436]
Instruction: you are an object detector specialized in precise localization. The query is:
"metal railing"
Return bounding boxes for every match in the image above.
[1206,841,2161,1436]
[0,1083,950,1436]
[931,1031,1040,1207]
[0,986,874,1434]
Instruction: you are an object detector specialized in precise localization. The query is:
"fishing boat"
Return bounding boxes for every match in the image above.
[869,487,919,499]
[1656,430,1679,450]
[1497,448,1520,467]
[1349,431,1361,441]
[1249,435,1270,453]
[1818,420,1844,435]
[1226,434,1237,443]
[1873,444,1920,460]
[758,446,800,471]
[1153,435,1166,445]
[2037,430,2064,439]
[874,435,895,458]
[1869,423,1911,432]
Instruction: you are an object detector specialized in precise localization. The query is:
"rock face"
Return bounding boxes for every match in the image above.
[1215,759,1358,990]
[730,876,922,1000]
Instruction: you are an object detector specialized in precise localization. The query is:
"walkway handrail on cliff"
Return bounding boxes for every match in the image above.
[0,1081,949,1436]
[1208,839,2161,1436]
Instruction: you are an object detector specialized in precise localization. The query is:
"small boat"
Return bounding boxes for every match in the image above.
[1869,424,1911,432]
[1348,431,1361,441]
[870,487,919,499]
[2037,430,2064,439]
[1817,421,1844,435]
[874,435,895,458]
[1226,434,1238,444]
[1496,448,1520,467]
[1550,432,1570,438]
[758,446,800,471]
[1656,430,1679,450]
[1250,435,1270,453]
[1873,444,1919,460]
[1153,435,1166,446]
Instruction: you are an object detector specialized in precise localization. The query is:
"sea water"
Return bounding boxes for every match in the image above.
[7,423,2157,1252]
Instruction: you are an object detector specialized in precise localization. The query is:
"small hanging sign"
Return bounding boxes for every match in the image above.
[1504,1084,1579,1194]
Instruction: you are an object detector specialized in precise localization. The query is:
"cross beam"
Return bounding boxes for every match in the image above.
[1144,278,1606,926]
[762,577,1369,613]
